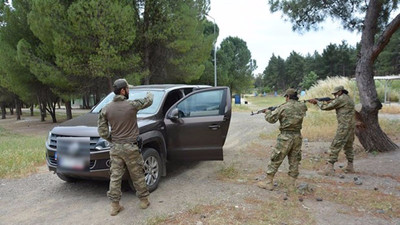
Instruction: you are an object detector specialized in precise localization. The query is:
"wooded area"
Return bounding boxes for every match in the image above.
[0,0,256,122]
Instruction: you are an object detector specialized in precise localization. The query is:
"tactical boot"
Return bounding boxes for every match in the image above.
[257,175,274,191]
[344,162,355,173]
[110,201,124,216]
[139,197,150,209]
[287,176,297,192]
[318,163,335,176]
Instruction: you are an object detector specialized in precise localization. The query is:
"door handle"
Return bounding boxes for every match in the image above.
[209,124,220,130]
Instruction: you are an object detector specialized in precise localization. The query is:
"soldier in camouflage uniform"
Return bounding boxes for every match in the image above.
[309,85,356,175]
[257,88,307,191]
[98,79,153,216]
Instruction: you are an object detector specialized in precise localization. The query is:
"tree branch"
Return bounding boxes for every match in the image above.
[372,13,400,62]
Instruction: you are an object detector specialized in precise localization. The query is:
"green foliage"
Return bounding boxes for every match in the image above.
[262,41,358,92]
[217,36,256,93]
[268,0,398,32]
[321,41,357,78]
[263,54,286,90]
[27,0,140,93]
[0,0,50,104]
[375,29,400,75]
[300,71,318,90]
[285,51,305,87]
[138,0,214,84]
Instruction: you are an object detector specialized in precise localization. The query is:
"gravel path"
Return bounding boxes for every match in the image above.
[0,112,399,225]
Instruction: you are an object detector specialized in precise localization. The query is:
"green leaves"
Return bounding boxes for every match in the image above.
[217,36,256,93]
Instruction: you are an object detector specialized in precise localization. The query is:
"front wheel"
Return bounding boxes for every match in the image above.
[129,148,161,192]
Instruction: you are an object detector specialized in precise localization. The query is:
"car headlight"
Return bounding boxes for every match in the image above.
[95,138,111,150]
[46,131,52,146]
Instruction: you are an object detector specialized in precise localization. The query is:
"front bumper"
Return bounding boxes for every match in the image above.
[46,143,112,180]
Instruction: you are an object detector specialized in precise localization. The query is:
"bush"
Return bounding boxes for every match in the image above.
[302,77,359,102]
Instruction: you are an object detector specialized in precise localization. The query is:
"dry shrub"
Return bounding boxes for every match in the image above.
[302,76,358,102]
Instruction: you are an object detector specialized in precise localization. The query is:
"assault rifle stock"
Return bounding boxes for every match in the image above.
[250,106,277,116]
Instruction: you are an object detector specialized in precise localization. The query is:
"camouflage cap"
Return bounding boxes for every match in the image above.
[284,88,297,97]
[332,85,344,94]
[113,79,129,90]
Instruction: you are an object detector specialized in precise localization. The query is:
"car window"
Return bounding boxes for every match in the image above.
[91,90,165,114]
[177,89,224,117]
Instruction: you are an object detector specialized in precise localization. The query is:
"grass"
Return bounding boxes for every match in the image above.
[379,118,400,137]
[380,104,400,114]
[0,125,46,178]
[313,184,400,219]
[217,163,240,180]
[147,200,315,225]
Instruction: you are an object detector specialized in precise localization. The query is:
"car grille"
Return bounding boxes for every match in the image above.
[49,134,100,152]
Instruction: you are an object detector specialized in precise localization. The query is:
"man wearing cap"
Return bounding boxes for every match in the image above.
[309,85,355,176]
[257,88,307,191]
[98,79,153,216]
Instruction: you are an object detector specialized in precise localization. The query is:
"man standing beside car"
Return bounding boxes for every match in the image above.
[97,78,153,216]
[257,88,307,192]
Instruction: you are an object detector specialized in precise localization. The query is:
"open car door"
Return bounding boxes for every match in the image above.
[164,87,231,160]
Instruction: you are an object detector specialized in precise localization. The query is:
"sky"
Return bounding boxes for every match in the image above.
[208,0,361,75]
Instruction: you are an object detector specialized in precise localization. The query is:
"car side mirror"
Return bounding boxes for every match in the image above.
[168,108,179,121]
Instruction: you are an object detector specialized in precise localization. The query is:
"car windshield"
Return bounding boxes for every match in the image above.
[91,90,164,115]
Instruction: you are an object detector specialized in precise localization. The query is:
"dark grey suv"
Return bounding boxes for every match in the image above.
[45,85,231,191]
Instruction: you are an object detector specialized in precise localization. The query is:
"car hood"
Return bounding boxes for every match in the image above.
[51,113,157,137]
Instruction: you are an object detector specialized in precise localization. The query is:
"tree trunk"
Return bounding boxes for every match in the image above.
[354,0,399,152]
[107,77,113,93]
[40,102,46,122]
[1,102,6,119]
[45,100,57,123]
[15,98,21,120]
[65,100,72,120]
[30,105,34,116]
[9,107,14,115]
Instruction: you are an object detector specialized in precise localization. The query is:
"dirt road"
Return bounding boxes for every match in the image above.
[0,112,399,225]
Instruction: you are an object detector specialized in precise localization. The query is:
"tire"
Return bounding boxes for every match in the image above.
[56,173,77,183]
[129,148,161,192]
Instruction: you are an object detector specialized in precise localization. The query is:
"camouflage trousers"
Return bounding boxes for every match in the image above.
[328,124,355,164]
[266,132,302,178]
[107,143,149,202]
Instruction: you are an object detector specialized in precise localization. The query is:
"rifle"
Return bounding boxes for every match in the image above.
[250,106,277,116]
[304,97,332,102]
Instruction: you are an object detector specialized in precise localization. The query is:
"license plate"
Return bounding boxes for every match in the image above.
[56,137,90,172]
[59,156,85,170]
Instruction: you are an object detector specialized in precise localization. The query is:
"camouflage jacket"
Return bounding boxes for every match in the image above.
[97,92,153,144]
[265,99,307,132]
[317,94,355,128]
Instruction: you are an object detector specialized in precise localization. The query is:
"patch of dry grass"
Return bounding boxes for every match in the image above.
[147,200,315,225]
[380,104,400,114]
[217,163,240,180]
[379,118,400,137]
[313,185,400,219]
